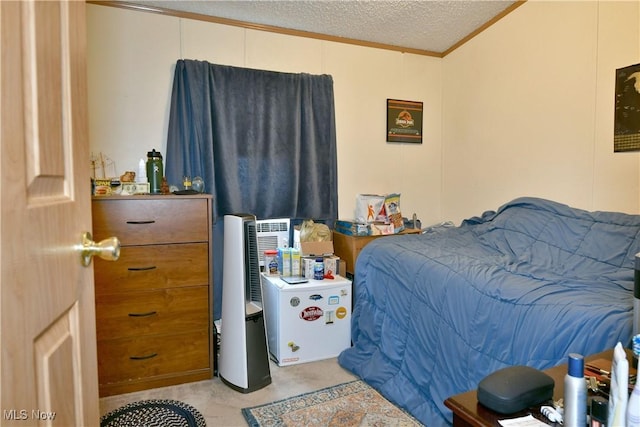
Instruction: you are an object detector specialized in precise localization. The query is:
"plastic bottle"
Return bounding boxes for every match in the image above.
[264,250,278,276]
[564,353,587,427]
[610,342,629,427]
[628,383,640,427]
[313,257,324,280]
[590,396,607,427]
[137,158,147,183]
[628,335,640,427]
[146,149,163,194]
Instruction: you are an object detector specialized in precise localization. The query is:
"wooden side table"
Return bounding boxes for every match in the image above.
[333,228,422,277]
[444,349,624,427]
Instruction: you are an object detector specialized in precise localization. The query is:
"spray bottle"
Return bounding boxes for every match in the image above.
[564,353,587,427]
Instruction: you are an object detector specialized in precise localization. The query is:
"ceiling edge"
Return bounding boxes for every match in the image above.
[87,0,526,58]
[442,1,527,57]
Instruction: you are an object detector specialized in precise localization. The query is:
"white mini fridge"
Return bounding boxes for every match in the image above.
[261,274,352,366]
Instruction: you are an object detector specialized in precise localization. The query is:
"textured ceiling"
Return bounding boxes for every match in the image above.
[121,0,520,55]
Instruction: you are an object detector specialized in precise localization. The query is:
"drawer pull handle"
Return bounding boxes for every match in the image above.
[130,353,158,361]
[127,266,157,271]
[128,311,157,317]
[126,220,156,225]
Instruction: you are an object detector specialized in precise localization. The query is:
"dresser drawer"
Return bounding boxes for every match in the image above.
[96,286,209,340]
[92,198,210,245]
[97,329,210,386]
[94,243,209,293]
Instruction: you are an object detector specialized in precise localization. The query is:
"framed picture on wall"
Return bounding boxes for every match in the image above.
[614,63,640,152]
[386,99,423,143]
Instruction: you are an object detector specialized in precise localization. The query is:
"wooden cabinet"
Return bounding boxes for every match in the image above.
[92,195,213,397]
[444,349,624,426]
[333,228,422,277]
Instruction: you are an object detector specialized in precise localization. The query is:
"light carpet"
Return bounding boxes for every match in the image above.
[242,379,423,426]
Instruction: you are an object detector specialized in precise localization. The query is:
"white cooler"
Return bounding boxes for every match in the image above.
[261,273,352,366]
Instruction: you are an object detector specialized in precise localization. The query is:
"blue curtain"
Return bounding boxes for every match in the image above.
[165,60,338,318]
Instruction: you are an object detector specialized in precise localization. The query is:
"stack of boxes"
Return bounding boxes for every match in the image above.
[267,240,345,279]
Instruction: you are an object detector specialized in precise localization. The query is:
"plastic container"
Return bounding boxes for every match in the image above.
[313,257,324,280]
[591,396,607,427]
[628,335,640,427]
[628,383,640,427]
[564,353,587,427]
[264,250,278,276]
[137,158,147,183]
[146,149,163,194]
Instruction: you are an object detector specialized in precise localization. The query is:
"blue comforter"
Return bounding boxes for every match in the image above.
[338,197,640,426]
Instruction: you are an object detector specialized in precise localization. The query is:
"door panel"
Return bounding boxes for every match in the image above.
[1,1,99,426]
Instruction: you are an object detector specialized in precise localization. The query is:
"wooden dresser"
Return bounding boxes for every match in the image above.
[91,194,213,397]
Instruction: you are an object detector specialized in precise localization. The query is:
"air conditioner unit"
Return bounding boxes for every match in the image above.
[256,218,290,266]
[219,214,272,393]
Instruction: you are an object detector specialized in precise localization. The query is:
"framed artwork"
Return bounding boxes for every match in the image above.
[614,63,640,152]
[386,99,423,143]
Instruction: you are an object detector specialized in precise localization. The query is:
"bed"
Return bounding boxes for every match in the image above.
[338,197,640,426]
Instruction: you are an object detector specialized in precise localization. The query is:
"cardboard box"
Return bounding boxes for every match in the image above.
[323,255,340,276]
[335,219,369,236]
[338,260,346,276]
[291,249,301,276]
[93,179,112,196]
[301,255,343,278]
[299,240,339,278]
[301,254,344,278]
[300,240,334,257]
[302,256,316,278]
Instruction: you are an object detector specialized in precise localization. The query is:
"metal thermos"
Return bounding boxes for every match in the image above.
[146,149,163,194]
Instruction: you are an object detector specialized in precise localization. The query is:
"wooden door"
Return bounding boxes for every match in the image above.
[1,1,100,425]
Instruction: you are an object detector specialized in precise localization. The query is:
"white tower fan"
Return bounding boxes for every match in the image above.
[219,214,272,393]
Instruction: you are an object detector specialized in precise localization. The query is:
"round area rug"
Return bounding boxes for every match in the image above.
[100,399,206,427]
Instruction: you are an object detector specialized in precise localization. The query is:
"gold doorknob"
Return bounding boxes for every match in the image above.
[79,232,120,267]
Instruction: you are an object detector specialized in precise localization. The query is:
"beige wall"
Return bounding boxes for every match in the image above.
[442,0,640,223]
[87,1,639,226]
[86,4,442,225]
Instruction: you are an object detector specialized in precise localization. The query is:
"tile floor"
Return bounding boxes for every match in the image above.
[99,358,358,426]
